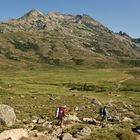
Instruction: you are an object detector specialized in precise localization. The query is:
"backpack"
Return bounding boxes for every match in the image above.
[56,107,65,118]
[100,106,107,116]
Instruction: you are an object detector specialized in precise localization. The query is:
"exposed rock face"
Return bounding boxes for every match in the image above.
[0,104,16,126]
[62,133,73,140]
[0,129,28,140]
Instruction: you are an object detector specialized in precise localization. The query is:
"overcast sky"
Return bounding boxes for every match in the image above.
[0,0,139,38]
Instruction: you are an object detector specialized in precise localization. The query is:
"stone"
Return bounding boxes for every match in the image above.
[35,133,50,140]
[78,126,91,136]
[75,126,91,138]
[23,118,31,124]
[37,118,46,124]
[83,118,97,125]
[0,104,16,126]
[0,129,28,140]
[32,119,38,123]
[20,137,30,140]
[90,98,101,105]
[62,133,73,140]
[64,115,81,122]
[122,117,133,123]
[20,95,25,99]
[74,106,79,111]
[108,116,120,123]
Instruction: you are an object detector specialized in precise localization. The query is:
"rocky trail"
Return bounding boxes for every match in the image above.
[0,95,139,140]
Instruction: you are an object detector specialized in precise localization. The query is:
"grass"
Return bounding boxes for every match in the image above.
[86,127,137,140]
[0,67,140,139]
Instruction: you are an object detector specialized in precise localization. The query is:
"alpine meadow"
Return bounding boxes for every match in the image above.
[0,9,140,140]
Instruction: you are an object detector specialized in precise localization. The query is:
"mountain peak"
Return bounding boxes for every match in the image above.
[23,9,44,18]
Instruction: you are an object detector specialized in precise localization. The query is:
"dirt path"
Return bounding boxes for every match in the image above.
[116,75,134,90]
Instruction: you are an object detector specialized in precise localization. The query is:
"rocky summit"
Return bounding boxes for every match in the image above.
[0,9,140,69]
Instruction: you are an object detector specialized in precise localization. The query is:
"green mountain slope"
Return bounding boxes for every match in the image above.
[0,10,140,69]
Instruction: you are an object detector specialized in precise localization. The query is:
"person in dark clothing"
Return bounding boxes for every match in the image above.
[56,105,68,128]
[100,105,108,127]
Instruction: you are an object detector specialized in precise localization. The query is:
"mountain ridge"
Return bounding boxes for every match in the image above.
[0,10,140,69]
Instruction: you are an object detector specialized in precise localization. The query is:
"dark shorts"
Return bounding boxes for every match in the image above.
[57,117,64,121]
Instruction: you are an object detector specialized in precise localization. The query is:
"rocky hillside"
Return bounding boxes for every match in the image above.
[0,9,140,69]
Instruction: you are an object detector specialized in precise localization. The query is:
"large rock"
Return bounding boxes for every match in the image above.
[0,129,28,140]
[64,115,81,122]
[62,133,73,140]
[90,98,101,105]
[122,117,133,123]
[0,104,16,126]
[108,116,120,123]
[83,118,97,125]
[75,126,91,139]
[78,126,91,136]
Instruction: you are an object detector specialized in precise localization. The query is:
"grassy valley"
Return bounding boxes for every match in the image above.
[0,67,140,139]
[0,10,140,139]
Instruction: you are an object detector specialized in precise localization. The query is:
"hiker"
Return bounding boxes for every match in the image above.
[100,105,108,127]
[56,105,68,128]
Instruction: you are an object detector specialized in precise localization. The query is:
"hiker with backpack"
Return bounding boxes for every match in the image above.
[56,105,68,128]
[100,105,108,127]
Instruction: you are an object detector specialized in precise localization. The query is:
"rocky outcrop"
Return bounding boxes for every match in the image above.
[62,133,73,140]
[0,104,16,126]
[0,129,28,140]
[75,126,91,139]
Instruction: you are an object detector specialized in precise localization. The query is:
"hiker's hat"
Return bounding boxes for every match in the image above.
[63,105,67,108]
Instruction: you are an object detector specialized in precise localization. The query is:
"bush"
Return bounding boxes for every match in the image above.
[87,128,117,140]
[116,129,137,140]
[71,58,84,65]
[63,82,109,92]
[86,128,137,140]
[12,40,39,52]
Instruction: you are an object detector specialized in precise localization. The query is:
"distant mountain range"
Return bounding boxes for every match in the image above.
[0,9,140,69]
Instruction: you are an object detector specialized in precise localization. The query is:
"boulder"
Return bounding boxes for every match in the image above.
[90,98,101,105]
[64,115,81,122]
[122,117,133,123]
[74,106,79,111]
[0,104,16,126]
[75,126,91,138]
[62,133,73,140]
[108,116,120,123]
[37,118,46,124]
[0,129,28,140]
[33,133,50,140]
[78,126,91,136]
[83,118,97,125]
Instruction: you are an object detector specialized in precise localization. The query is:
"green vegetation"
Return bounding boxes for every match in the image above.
[12,40,39,51]
[86,127,137,140]
[0,67,140,139]
[71,58,84,65]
